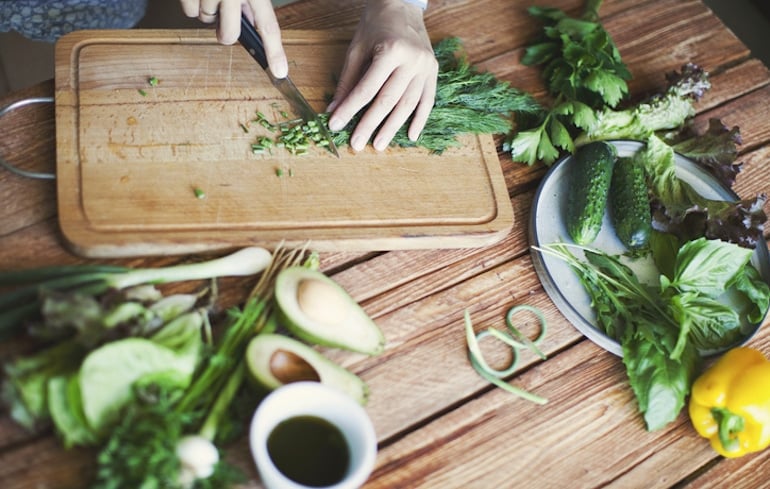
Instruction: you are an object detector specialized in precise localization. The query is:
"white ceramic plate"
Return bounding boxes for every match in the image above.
[529,140,770,356]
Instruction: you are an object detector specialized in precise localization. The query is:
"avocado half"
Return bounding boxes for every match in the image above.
[274,267,385,355]
[245,334,369,405]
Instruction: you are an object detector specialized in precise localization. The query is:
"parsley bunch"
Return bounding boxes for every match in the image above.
[505,0,631,165]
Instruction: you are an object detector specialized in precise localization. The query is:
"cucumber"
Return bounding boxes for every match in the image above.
[609,156,652,249]
[566,141,617,245]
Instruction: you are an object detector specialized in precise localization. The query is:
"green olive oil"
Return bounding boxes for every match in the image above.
[267,415,350,487]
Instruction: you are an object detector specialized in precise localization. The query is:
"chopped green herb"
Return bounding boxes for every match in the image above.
[275,168,284,177]
[193,188,206,199]
[138,89,147,97]
[241,37,537,156]
[148,77,159,87]
[239,123,249,133]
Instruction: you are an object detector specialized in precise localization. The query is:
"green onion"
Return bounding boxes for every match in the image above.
[0,247,272,339]
[464,307,548,404]
[194,187,206,199]
[148,77,159,86]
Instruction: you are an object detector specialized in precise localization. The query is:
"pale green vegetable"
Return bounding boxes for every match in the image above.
[47,374,98,448]
[79,311,202,433]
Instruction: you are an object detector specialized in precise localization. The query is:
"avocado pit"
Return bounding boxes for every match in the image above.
[269,348,321,383]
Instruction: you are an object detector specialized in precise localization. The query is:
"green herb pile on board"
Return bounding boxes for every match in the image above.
[352,36,540,153]
[244,37,540,155]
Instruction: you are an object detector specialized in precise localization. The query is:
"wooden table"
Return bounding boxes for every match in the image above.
[2,0,770,487]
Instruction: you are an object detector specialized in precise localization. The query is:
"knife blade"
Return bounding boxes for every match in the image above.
[238,14,340,157]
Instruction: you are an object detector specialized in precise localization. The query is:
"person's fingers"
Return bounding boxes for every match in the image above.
[372,77,428,150]
[179,0,200,17]
[407,63,437,141]
[328,43,402,137]
[198,0,221,23]
[326,43,367,116]
[215,0,242,44]
[247,0,288,77]
[353,67,421,151]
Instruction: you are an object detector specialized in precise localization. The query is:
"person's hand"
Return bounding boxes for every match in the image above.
[327,0,438,152]
[179,0,288,78]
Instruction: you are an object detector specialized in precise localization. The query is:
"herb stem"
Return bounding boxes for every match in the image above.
[583,0,604,22]
[198,360,246,442]
[533,243,677,328]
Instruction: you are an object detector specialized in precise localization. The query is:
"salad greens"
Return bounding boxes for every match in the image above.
[92,246,311,488]
[505,0,630,165]
[1,286,206,432]
[634,135,767,249]
[574,63,710,144]
[537,237,770,431]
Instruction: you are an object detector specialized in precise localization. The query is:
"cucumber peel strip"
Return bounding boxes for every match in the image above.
[464,306,548,404]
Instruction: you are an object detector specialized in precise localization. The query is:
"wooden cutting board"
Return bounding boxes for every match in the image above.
[54,29,513,258]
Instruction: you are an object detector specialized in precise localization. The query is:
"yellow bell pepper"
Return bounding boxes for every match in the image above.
[688,346,770,458]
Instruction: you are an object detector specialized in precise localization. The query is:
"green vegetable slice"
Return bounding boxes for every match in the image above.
[79,335,200,433]
[464,307,548,404]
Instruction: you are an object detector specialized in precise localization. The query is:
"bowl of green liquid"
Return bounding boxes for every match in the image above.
[250,382,377,489]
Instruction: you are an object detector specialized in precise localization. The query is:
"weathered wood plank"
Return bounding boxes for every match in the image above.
[366,341,704,488]
[0,436,96,489]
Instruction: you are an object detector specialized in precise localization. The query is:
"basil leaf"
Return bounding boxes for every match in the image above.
[621,320,699,432]
[669,292,742,352]
[732,264,770,323]
[671,237,753,297]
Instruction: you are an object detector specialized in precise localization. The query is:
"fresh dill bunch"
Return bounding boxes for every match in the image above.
[326,37,540,154]
[92,380,245,489]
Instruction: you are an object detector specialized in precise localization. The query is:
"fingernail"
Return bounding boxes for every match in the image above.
[329,116,344,131]
[271,62,288,79]
[373,137,387,151]
[351,135,365,151]
[326,100,338,113]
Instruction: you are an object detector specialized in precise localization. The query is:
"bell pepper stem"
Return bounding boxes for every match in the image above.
[711,407,745,454]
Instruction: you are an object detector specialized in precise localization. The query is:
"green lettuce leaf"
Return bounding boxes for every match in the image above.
[621,319,699,431]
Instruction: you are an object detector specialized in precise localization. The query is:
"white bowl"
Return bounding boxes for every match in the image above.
[249,381,377,489]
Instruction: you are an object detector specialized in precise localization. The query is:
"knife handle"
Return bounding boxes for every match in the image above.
[238,14,269,70]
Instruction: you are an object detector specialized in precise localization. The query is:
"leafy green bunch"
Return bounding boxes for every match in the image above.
[539,237,770,431]
[505,0,630,165]
[328,37,541,154]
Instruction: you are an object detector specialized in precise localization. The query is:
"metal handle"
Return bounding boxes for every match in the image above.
[238,14,269,70]
[0,96,56,180]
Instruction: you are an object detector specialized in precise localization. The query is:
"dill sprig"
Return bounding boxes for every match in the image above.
[330,37,540,154]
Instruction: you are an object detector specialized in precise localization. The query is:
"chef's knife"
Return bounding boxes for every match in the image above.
[238,14,340,157]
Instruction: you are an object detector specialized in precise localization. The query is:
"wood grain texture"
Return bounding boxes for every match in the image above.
[2,0,770,488]
[54,30,513,257]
